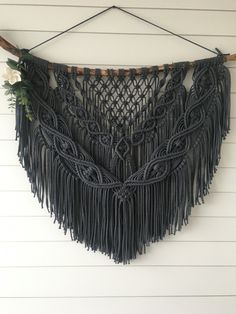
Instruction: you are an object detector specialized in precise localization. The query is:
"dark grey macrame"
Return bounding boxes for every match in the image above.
[15,49,231,264]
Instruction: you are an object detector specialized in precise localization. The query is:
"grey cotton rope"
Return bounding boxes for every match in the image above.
[14,48,231,263]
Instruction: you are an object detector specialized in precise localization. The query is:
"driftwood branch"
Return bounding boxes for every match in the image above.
[1,35,236,76]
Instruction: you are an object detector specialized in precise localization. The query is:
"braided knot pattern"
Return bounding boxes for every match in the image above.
[22,59,122,189]
[130,63,189,145]
[77,66,159,131]
[113,185,136,201]
[20,52,227,191]
[125,55,227,186]
[55,70,115,148]
[53,62,189,162]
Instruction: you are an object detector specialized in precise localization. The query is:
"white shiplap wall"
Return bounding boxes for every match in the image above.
[0,1,236,313]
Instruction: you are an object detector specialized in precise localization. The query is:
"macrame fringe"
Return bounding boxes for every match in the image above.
[15,55,231,264]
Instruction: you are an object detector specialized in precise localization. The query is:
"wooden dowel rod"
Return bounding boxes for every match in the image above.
[1,35,236,76]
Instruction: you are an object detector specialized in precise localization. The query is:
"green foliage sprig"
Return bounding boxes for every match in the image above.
[2,57,33,121]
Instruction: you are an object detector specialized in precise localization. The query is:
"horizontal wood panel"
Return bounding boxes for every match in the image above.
[0,217,71,242]
[1,7,236,36]
[0,266,235,297]
[0,191,47,216]
[0,31,236,65]
[0,216,235,242]
[0,0,236,10]
[0,141,19,165]
[0,241,235,266]
[0,297,236,314]
[0,115,16,140]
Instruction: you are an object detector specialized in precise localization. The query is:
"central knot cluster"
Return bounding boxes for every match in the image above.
[114,185,136,201]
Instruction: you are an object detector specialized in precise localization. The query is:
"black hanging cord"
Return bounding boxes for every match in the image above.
[28,5,218,55]
[116,6,218,55]
[28,6,114,52]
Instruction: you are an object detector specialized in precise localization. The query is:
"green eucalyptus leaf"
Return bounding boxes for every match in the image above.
[2,81,12,89]
[11,81,23,89]
[6,58,19,70]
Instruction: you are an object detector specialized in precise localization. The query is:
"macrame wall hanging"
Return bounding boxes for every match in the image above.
[0,5,235,264]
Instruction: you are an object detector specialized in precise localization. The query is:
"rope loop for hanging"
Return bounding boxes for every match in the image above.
[28,5,219,55]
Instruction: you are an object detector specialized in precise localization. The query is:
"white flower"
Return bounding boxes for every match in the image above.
[2,66,21,85]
